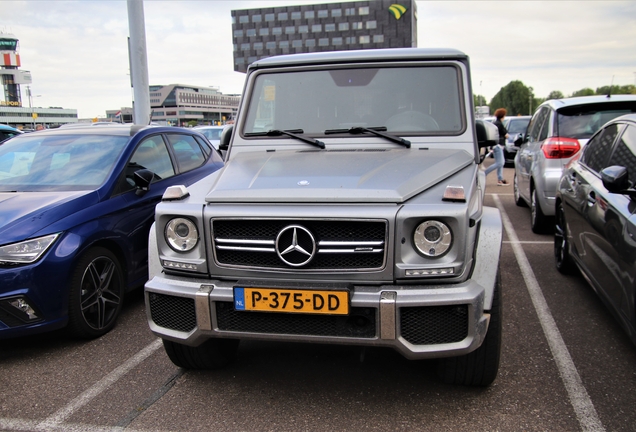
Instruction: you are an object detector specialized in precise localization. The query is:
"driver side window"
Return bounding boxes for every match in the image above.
[117,135,175,194]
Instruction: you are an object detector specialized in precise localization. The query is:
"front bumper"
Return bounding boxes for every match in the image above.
[0,262,70,339]
[146,275,492,360]
[145,207,502,360]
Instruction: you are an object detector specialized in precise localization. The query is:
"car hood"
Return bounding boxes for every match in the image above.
[0,190,97,243]
[205,148,474,203]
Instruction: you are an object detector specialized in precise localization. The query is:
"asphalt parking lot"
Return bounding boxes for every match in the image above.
[1,164,635,432]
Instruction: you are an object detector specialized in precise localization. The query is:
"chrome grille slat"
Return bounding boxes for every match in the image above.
[212,219,387,271]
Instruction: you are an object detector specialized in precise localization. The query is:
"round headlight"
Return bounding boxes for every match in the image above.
[413,220,452,257]
[165,218,198,252]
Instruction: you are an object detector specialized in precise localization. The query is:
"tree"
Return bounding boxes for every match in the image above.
[595,84,636,96]
[546,90,564,100]
[489,81,535,116]
[570,88,595,97]
[474,94,487,107]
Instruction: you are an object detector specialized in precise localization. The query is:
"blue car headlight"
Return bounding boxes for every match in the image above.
[0,233,60,264]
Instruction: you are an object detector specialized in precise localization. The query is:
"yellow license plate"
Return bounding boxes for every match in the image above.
[233,287,349,315]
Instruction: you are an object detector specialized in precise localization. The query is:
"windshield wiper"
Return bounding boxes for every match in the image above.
[324,126,411,148]
[245,129,325,149]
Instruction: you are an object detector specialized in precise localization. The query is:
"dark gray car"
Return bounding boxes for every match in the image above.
[555,113,636,344]
[502,115,530,165]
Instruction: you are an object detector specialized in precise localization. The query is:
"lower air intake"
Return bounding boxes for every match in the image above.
[400,305,468,345]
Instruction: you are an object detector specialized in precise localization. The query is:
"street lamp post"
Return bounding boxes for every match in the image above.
[26,85,41,130]
[26,85,34,130]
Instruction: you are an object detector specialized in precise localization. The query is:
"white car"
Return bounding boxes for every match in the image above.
[194,125,227,149]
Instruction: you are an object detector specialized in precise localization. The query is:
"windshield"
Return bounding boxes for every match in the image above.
[557,102,636,139]
[243,65,464,136]
[0,134,129,192]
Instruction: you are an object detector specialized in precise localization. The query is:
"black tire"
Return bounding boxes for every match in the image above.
[67,247,125,339]
[163,338,240,369]
[555,202,576,274]
[531,186,547,233]
[437,271,502,386]
[513,173,526,207]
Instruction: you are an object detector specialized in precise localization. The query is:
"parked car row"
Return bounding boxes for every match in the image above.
[513,95,636,233]
[505,94,636,345]
[0,124,223,339]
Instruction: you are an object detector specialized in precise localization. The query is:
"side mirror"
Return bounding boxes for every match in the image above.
[514,135,524,146]
[219,125,234,151]
[475,119,499,148]
[134,169,154,196]
[601,165,631,193]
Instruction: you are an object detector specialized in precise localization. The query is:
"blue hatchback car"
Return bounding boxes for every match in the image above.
[0,124,223,339]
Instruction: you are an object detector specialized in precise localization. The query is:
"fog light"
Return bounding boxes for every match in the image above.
[1,297,41,322]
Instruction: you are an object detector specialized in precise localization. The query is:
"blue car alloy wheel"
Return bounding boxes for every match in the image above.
[68,247,125,338]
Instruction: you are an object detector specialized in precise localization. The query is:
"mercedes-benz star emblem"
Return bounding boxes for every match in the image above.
[275,225,316,267]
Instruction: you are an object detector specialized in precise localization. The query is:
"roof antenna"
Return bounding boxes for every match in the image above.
[148,109,153,125]
[607,75,614,98]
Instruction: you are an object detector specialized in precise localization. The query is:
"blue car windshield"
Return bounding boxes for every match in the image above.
[0,134,129,191]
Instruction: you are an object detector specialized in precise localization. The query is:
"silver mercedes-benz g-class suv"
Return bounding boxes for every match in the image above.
[145,48,502,386]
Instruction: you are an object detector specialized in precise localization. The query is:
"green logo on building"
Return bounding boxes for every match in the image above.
[389,4,408,20]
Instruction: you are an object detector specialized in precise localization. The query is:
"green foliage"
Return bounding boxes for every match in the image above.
[489,81,535,116]
[570,88,595,97]
[488,83,636,115]
[474,94,487,107]
[594,84,636,96]
[546,90,564,100]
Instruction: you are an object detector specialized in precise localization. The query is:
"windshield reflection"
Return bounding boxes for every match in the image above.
[0,134,129,191]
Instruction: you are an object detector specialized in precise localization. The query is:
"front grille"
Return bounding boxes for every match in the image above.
[400,305,468,345]
[148,292,197,333]
[216,302,377,338]
[212,219,387,271]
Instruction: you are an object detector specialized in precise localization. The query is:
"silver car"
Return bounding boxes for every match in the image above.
[514,95,636,233]
[145,48,504,387]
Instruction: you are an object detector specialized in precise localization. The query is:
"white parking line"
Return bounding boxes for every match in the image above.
[493,194,605,432]
[35,338,163,430]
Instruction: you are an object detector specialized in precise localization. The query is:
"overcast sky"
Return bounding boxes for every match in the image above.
[2,0,635,118]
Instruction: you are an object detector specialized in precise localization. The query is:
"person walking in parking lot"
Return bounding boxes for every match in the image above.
[485,108,509,185]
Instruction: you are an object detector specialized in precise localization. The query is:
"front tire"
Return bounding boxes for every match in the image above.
[68,247,125,338]
[555,202,575,274]
[437,271,502,386]
[163,338,240,369]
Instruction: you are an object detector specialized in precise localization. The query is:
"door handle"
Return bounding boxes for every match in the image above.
[587,191,596,207]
